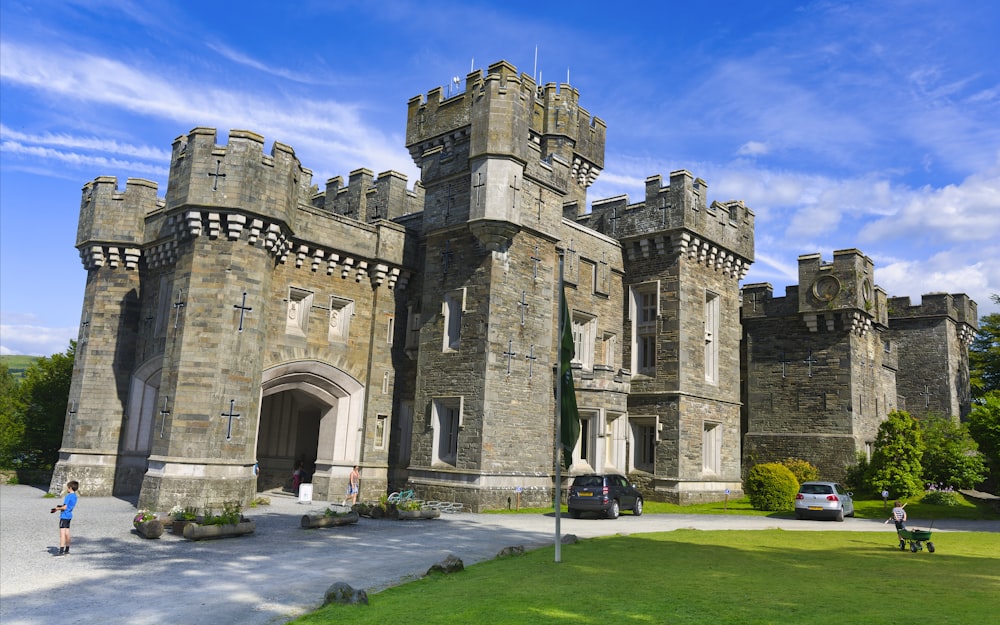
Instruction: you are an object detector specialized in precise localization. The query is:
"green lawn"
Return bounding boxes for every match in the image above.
[292,529,1000,625]
[489,491,998,521]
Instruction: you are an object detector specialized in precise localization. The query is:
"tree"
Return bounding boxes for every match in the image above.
[970,294,1000,398]
[968,391,1000,490]
[0,363,26,469]
[919,415,986,489]
[868,410,924,499]
[14,342,75,469]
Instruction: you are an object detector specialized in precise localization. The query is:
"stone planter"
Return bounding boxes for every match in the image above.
[397,508,440,520]
[134,519,164,539]
[182,519,256,541]
[300,511,360,529]
[171,519,197,535]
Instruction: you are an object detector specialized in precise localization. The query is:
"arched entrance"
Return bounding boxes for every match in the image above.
[257,361,365,501]
[116,357,163,494]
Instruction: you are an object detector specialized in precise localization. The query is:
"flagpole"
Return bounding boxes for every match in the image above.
[554,252,564,563]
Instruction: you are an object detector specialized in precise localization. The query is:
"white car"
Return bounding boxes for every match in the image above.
[794,481,855,521]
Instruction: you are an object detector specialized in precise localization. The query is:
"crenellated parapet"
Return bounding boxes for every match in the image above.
[588,170,754,279]
[164,128,310,231]
[888,293,979,345]
[77,176,162,271]
[406,60,606,215]
[797,249,887,335]
[316,169,423,223]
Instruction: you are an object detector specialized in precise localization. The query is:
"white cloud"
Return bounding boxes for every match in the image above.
[0,323,77,357]
[0,40,418,182]
[737,141,769,157]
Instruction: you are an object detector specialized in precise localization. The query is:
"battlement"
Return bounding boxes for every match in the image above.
[587,170,755,263]
[797,249,887,327]
[406,60,605,195]
[318,169,422,222]
[164,127,309,230]
[887,293,978,328]
[77,176,162,249]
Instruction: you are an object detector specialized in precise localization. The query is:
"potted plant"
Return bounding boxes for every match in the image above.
[133,509,164,538]
[168,505,199,535]
[396,499,440,520]
[301,505,360,529]
[183,502,255,541]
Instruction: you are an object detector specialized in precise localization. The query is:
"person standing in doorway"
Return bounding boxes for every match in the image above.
[50,480,79,556]
[347,465,360,505]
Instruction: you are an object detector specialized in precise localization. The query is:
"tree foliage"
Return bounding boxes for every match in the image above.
[0,343,74,469]
[868,410,924,499]
[967,391,1000,488]
[970,294,1000,398]
[0,363,27,469]
[919,415,986,489]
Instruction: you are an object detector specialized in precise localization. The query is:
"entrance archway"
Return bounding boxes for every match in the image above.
[257,361,365,500]
[116,357,163,494]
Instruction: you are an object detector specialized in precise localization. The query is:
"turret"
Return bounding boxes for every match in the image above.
[164,128,308,231]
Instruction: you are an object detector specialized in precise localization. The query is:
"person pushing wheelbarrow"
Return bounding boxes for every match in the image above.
[886,500,935,553]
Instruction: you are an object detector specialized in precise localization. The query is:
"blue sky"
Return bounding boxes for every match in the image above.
[2,0,998,356]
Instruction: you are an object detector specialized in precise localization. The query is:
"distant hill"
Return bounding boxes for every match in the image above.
[1,355,39,381]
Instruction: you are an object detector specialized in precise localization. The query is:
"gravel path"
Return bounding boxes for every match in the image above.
[2,484,996,625]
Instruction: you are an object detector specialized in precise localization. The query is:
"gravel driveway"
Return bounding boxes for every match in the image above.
[2,484,995,625]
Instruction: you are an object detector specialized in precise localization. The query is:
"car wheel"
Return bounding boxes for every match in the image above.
[927,542,935,553]
[835,509,844,522]
[633,497,643,516]
[607,499,620,519]
[569,508,581,519]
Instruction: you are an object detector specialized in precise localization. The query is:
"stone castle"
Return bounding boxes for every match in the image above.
[50,60,977,512]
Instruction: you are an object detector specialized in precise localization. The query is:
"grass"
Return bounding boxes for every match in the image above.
[290,529,1000,624]
[489,491,998,521]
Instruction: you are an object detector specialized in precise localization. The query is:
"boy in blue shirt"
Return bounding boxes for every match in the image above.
[51,480,79,556]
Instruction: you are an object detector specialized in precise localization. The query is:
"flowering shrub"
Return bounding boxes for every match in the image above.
[201,501,243,526]
[922,484,961,507]
[133,509,157,527]
[169,505,198,521]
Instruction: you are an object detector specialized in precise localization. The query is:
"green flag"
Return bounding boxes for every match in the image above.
[559,283,580,469]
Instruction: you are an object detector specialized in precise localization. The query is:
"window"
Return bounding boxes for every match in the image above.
[630,417,657,472]
[153,276,171,338]
[386,314,395,344]
[602,333,617,368]
[287,288,314,336]
[442,289,465,352]
[382,370,390,395]
[374,414,388,449]
[631,282,659,375]
[396,401,414,466]
[405,305,420,350]
[576,412,596,469]
[328,296,354,340]
[432,397,462,466]
[571,312,596,369]
[703,421,721,474]
[704,291,720,384]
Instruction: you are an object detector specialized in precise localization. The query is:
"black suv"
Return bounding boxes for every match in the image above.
[567,473,643,519]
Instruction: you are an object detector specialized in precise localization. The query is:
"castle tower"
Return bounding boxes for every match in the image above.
[741,249,894,480]
[50,177,158,496]
[401,60,611,509]
[887,293,978,420]
[580,170,755,503]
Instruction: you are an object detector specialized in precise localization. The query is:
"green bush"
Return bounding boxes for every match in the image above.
[745,463,799,511]
[921,490,961,507]
[780,458,819,485]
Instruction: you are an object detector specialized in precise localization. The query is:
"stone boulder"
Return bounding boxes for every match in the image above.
[496,545,525,558]
[427,554,464,575]
[323,582,368,606]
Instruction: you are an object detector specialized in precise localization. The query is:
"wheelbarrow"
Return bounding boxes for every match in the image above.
[897,527,935,553]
